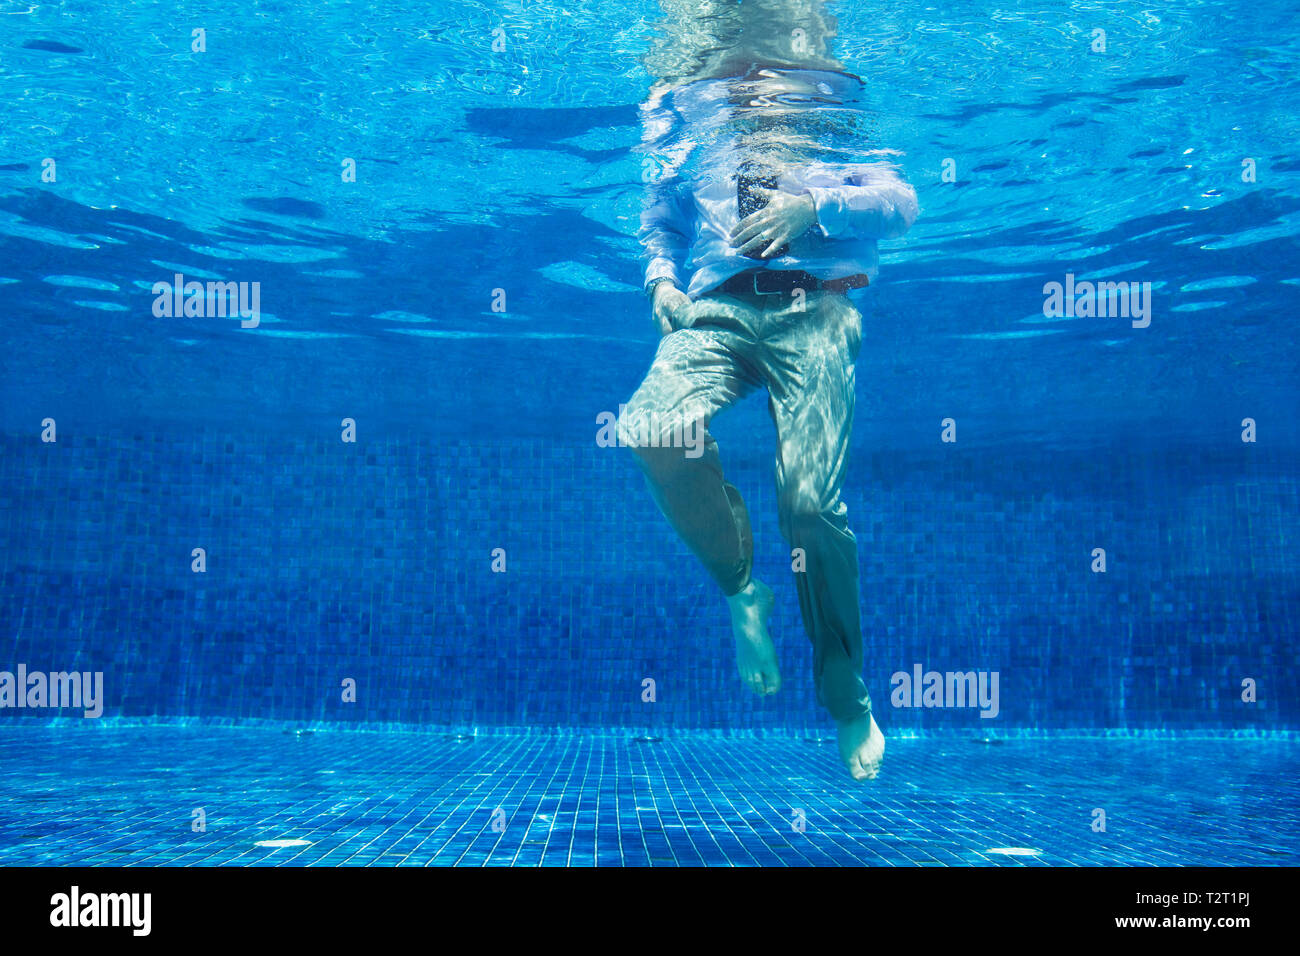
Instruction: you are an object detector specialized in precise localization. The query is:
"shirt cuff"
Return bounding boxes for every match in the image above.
[644,259,681,294]
[804,186,847,239]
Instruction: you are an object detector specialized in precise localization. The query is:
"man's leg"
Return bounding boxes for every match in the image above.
[617,310,781,696]
[758,290,884,779]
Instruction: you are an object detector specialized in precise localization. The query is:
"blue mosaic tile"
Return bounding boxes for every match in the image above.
[0,726,1295,867]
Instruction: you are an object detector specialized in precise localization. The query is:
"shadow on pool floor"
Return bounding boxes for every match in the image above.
[0,726,1296,866]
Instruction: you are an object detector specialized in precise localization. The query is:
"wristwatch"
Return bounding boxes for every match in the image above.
[645,276,673,299]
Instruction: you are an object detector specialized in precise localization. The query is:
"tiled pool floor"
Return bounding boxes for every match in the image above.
[0,726,1295,866]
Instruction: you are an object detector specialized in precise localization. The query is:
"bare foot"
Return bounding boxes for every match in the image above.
[836,712,885,781]
[725,579,781,696]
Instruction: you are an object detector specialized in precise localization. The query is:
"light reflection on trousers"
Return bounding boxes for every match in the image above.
[617,288,871,722]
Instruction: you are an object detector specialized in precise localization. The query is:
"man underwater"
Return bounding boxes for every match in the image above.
[617,0,918,781]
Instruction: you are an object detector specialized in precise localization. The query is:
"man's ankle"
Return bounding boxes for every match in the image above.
[725,578,755,603]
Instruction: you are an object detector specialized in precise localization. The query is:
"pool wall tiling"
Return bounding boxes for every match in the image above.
[2,428,1294,733]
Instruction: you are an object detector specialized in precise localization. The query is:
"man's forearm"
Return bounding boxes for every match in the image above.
[639,179,689,294]
[804,178,918,241]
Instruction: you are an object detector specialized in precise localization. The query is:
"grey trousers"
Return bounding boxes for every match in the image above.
[617,287,872,722]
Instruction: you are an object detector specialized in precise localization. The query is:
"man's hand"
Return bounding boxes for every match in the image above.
[651,280,690,336]
[730,190,818,258]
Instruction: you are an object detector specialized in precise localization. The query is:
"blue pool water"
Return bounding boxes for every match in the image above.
[1,1,1298,866]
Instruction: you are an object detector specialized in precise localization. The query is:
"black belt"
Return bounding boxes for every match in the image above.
[715,269,869,297]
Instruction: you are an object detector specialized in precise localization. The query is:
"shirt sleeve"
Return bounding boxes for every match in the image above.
[803,163,919,241]
[635,86,693,293]
[637,179,691,293]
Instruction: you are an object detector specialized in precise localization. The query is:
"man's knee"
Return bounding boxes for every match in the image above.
[618,402,709,468]
[626,439,706,491]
